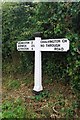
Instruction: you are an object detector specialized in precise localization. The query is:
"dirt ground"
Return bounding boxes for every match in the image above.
[2,74,80,119]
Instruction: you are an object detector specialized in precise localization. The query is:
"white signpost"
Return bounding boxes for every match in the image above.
[17,33,70,93]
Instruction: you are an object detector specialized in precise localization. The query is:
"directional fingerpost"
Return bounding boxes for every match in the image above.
[17,32,70,93]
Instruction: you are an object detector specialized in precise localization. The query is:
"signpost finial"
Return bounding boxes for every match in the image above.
[34,32,42,37]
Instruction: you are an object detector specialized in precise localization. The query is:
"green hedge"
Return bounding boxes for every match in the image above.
[2,2,80,94]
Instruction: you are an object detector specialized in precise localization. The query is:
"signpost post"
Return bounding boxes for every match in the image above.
[17,32,70,93]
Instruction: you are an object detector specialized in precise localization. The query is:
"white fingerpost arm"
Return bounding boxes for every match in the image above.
[33,35,43,92]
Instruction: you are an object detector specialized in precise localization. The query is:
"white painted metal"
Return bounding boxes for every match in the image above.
[33,37,43,92]
[17,37,70,92]
[17,38,69,52]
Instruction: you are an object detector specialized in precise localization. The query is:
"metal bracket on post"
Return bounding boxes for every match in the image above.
[33,32,43,94]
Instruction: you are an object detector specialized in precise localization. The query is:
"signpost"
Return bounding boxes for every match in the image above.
[17,33,70,93]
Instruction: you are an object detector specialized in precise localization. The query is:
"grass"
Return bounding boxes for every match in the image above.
[4,79,21,90]
[2,74,80,119]
[2,98,26,118]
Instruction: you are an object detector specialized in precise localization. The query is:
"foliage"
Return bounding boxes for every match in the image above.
[32,90,50,101]
[2,98,26,118]
[6,79,21,90]
[2,75,80,119]
[2,2,80,98]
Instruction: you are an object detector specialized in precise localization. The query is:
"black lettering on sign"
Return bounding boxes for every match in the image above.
[62,39,67,43]
[54,48,58,50]
[46,44,60,47]
[54,47,64,51]
[18,45,26,47]
[41,41,47,43]
[20,48,29,50]
[20,48,24,49]
[61,47,64,51]
[26,42,29,44]
[41,44,45,47]
[18,42,29,44]
[31,41,33,44]
[23,42,29,44]
[25,48,29,50]
[48,40,60,43]
[31,45,35,47]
